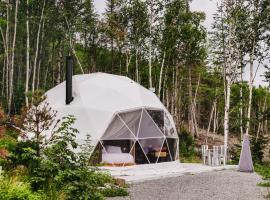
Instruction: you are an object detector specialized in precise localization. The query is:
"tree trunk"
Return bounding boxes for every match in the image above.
[25,0,30,107]
[224,75,231,165]
[135,48,139,83]
[37,19,45,90]
[158,52,166,98]
[171,70,175,115]
[57,50,62,84]
[148,19,152,88]
[174,67,179,119]
[8,0,19,115]
[245,45,255,136]
[64,16,84,74]
[206,101,215,144]
[0,26,7,101]
[163,67,168,105]
[125,51,132,75]
[256,89,268,141]
[240,66,243,139]
[91,44,97,72]
[188,67,193,135]
[213,102,217,137]
[5,1,10,107]
[32,0,45,93]
[111,36,114,72]
[192,74,200,136]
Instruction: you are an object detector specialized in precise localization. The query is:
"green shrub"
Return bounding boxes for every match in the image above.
[3,115,128,199]
[251,135,268,163]
[257,182,270,187]
[7,140,39,172]
[229,144,241,164]
[179,129,198,162]
[0,175,43,200]
[255,163,270,198]
[53,169,120,200]
[101,186,129,197]
[24,116,127,199]
[0,134,17,167]
[255,163,270,180]
[0,135,17,150]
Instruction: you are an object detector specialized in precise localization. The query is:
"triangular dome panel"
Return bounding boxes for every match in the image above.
[101,115,135,140]
[139,138,165,163]
[137,109,164,138]
[119,109,142,136]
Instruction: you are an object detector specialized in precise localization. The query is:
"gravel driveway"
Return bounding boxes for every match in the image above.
[107,170,268,200]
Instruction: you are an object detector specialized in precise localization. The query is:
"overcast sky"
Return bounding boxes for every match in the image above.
[93,0,268,86]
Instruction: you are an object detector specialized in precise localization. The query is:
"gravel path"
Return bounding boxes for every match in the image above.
[107,170,268,200]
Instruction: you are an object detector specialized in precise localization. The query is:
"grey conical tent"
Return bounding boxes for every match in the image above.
[238,134,254,172]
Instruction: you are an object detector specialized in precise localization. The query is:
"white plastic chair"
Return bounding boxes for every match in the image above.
[201,145,208,165]
[212,146,220,166]
[219,145,225,165]
[207,149,212,166]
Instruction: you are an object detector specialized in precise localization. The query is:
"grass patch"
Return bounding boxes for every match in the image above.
[257,182,270,187]
[255,163,270,199]
[180,156,202,163]
[266,193,270,199]
[255,163,270,180]
[101,186,129,197]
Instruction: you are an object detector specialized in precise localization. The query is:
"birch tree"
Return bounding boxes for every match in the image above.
[25,0,30,106]
[145,0,163,89]
[211,0,241,163]
[128,0,148,83]
[8,0,19,115]
[244,0,269,136]
[32,0,46,93]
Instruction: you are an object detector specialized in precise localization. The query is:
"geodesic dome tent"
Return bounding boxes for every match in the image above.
[45,73,179,166]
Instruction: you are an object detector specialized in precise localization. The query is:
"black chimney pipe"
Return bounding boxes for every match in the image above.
[66,56,74,105]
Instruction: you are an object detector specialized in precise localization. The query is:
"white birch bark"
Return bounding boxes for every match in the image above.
[135,48,139,83]
[36,20,45,90]
[64,16,84,74]
[245,42,255,136]
[25,0,30,106]
[171,70,175,115]
[32,0,45,92]
[206,101,215,144]
[158,52,166,98]
[240,66,243,139]
[5,1,9,105]
[0,26,7,98]
[57,50,62,84]
[192,74,201,136]
[224,75,231,165]
[188,67,193,134]
[148,6,153,89]
[222,0,233,165]
[8,0,18,115]
[256,88,268,141]
[213,102,217,136]
[125,51,132,74]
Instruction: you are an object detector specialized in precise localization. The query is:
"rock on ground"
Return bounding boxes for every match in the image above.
[107,170,268,200]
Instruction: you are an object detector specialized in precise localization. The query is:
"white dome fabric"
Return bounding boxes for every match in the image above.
[45,73,177,149]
